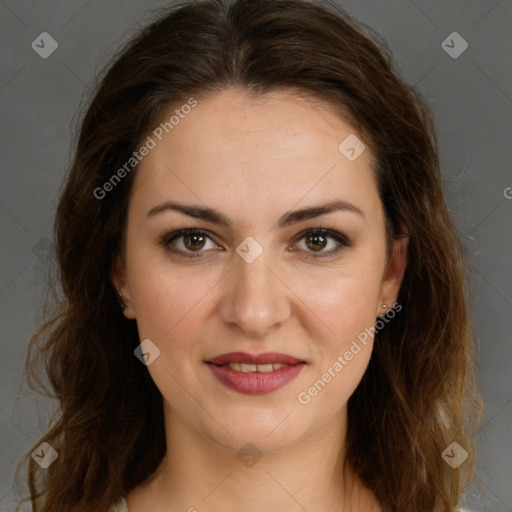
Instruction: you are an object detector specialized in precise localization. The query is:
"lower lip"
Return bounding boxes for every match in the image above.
[206,362,306,395]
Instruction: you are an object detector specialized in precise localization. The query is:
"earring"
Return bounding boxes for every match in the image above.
[376,304,387,319]
[117,290,127,310]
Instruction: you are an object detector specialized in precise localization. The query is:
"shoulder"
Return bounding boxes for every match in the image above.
[110,496,129,512]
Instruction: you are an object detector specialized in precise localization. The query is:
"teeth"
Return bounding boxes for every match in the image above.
[240,363,257,372]
[226,362,290,372]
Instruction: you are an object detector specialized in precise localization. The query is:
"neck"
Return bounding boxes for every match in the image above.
[127,402,380,512]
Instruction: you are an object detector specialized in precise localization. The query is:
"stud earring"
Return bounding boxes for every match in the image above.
[376,304,388,320]
[117,290,127,310]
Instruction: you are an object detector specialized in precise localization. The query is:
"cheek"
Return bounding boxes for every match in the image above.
[294,273,379,411]
[131,271,215,342]
[293,267,383,343]
[128,264,216,391]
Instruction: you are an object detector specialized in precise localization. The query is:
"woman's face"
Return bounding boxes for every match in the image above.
[113,88,407,452]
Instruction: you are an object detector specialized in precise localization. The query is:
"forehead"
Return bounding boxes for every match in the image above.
[130,88,381,226]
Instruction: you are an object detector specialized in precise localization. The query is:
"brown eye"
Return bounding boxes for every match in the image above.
[162,229,219,258]
[183,232,207,251]
[305,232,328,252]
[294,228,352,259]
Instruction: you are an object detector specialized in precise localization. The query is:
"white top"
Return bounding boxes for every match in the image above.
[110,496,128,512]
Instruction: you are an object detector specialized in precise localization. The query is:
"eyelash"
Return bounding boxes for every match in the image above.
[159,227,353,260]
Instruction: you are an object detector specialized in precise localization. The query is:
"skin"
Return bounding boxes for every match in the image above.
[112,87,408,512]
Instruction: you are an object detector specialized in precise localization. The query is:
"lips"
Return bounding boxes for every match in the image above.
[206,352,306,394]
[207,352,304,366]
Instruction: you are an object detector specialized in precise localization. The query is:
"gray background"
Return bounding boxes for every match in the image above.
[0,0,511,511]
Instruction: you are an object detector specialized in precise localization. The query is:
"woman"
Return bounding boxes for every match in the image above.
[22,0,481,510]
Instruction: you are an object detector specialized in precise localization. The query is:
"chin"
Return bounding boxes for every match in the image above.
[200,405,316,453]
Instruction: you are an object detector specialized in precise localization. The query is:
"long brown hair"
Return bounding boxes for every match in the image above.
[20,0,481,510]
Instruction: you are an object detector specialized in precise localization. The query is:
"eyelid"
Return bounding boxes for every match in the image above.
[160,227,352,259]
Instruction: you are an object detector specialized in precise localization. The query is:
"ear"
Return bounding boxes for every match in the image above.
[377,235,409,316]
[111,253,136,319]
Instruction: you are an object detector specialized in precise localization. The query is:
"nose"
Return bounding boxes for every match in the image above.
[218,246,292,338]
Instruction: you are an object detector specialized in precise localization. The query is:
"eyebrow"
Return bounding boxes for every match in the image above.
[146,199,365,228]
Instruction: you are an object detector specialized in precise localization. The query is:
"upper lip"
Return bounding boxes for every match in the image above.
[207,352,305,366]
